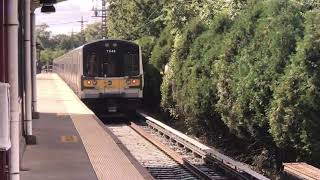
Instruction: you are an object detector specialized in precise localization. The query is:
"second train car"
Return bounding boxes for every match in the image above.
[53,39,143,114]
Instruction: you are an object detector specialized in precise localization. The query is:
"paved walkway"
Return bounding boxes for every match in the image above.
[21,73,150,180]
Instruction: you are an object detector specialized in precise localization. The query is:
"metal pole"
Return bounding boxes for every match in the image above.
[7,0,20,179]
[31,12,38,119]
[24,0,32,137]
[102,0,107,39]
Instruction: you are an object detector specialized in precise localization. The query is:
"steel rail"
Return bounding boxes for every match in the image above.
[129,122,216,180]
[137,111,270,180]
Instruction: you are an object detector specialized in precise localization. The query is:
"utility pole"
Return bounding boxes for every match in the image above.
[92,0,108,39]
[70,28,75,49]
[101,0,107,39]
[77,16,88,43]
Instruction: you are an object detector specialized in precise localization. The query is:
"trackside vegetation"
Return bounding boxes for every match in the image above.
[107,0,320,175]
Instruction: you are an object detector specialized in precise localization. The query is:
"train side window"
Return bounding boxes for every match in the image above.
[124,54,139,76]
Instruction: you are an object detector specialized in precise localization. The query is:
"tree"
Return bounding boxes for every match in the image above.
[107,0,165,40]
[150,26,174,72]
[83,22,104,42]
[36,24,54,49]
[36,21,106,63]
[269,10,320,164]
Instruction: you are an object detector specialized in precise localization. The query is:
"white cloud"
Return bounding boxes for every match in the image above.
[35,0,100,35]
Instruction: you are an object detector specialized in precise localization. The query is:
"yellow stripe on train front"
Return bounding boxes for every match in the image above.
[92,79,127,91]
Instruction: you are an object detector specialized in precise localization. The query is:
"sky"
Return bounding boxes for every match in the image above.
[35,0,101,35]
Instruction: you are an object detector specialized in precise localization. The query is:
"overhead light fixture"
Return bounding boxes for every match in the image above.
[41,5,56,13]
[40,0,57,6]
[40,0,57,13]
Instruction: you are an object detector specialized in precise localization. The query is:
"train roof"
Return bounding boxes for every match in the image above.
[53,39,139,63]
[67,39,138,51]
[80,39,139,49]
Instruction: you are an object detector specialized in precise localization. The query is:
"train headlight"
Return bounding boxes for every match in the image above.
[82,79,96,89]
[128,79,140,87]
[83,80,94,87]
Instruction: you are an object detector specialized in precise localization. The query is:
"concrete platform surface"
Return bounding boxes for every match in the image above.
[21,113,97,180]
[21,73,148,180]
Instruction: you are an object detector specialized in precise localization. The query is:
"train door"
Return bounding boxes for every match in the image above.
[102,51,122,95]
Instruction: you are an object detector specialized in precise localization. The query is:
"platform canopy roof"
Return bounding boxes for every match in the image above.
[31,0,66,11]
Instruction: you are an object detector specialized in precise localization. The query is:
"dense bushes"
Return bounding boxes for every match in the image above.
[108,0,320,168]
[150,26,174,72]
[216,0,304,140]
[269,11,320,162]
[161,0,320,165]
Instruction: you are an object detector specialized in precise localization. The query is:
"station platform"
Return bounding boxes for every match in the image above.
[21,73,152,180]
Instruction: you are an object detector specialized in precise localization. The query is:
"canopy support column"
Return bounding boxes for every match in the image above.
[24,0,33,137]
[7,0,20,179]
[31,12,38,120]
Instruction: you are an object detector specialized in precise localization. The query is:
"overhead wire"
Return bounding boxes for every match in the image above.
[37,21,84,26]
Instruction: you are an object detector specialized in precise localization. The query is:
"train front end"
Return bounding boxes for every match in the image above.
[81,40,143,114]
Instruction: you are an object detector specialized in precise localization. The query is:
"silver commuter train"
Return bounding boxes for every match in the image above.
[53,39,143,113]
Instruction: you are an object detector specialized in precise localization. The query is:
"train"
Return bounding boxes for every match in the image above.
[53,39,144,114]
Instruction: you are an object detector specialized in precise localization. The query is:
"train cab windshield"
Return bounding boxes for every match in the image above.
[84,41,140,78]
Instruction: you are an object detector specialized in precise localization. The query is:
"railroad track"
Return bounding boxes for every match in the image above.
[107,123,200,180]
[136,111,270,180]
[105,120,229,179]
[129,122,228,180]
[103,111,269,180]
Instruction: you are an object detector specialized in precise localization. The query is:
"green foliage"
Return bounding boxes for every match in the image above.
[135,36,156,64]
[83,22,104,42]
[161,18,210,133]
[216,0,304,140]
[150,26,174,72]
[37,22,103,63]
[295,0,320,11]
[36,24,53,49]
[269,10,320,163]
[160,0,320,165]
[40,48,65,63]
[107,0,164,40]
[161,0,229,30]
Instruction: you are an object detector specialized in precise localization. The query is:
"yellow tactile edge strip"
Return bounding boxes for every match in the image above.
[70,114,145,180]
[49,74,145,180]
